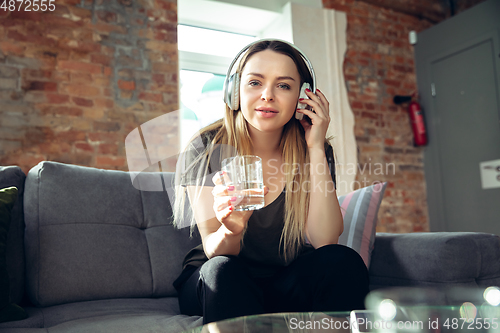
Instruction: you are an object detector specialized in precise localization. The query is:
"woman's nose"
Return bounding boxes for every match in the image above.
[261,87,274,101]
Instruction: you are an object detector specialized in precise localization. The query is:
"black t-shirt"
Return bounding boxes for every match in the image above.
[175,128,337,279]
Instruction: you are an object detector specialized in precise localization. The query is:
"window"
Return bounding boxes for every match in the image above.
[179,70,225,149]
[177,25,257,149]
[178,25,256,58]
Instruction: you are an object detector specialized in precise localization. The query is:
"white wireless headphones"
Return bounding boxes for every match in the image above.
[223,38,316,115]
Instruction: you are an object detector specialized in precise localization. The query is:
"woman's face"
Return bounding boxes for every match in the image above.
[239,49,301,134]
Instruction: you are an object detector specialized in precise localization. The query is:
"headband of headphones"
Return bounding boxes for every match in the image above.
[223,38,317,111]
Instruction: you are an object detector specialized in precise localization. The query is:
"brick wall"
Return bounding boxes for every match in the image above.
[322,0,484,232]
[0,0,178,174]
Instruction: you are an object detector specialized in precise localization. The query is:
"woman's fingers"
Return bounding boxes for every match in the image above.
[298,98,326,120]
[213,196,234,212]
[211,184,235,197]
[263,185,269,196]
[302,88,329,119]
[215,205,233,223]
[211,171,232,186]
[212,175,268,198]
[213,187,267,212]
[312,88,329,110]
[296,107,324,123]
[297,91,331,125]
[308,88,329,110]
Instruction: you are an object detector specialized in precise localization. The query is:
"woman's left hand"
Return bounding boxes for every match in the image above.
[296,88,330,150]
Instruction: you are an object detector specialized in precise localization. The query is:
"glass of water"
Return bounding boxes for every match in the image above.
[221,155,265,211]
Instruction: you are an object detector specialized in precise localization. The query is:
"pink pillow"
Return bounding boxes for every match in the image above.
[337,182,387,268]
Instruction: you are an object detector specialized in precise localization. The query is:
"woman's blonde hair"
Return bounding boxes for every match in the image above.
[173,40,331,261]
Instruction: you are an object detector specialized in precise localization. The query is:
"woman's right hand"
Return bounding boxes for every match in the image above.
[211,171,268,236]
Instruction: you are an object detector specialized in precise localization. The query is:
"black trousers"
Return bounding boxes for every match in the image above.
[176,244,369,324]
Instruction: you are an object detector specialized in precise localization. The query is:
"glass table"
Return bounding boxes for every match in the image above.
[182,287,500,332]
[182,311,351,333]
[182,306,500,333]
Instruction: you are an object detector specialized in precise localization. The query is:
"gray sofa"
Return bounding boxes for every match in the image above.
[1,161,499,332]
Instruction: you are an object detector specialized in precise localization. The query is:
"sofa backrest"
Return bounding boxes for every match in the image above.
[24,161,201,307]
[0,166,26,305]
[369,232,500,290]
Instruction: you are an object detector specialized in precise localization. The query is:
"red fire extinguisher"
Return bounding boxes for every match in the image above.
[394,94,428,146]
[408,99,427,146]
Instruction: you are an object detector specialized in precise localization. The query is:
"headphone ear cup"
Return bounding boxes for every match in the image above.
[232,72,240,111]
[224,73,240,111]
[296,83,310,120]
[224,73,234,109]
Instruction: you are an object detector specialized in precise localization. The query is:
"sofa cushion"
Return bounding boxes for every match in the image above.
[0,297,202,333]
[369,232,500,290]
[24,162,201,307]
[0,329,47,332]
[0,166,26,305]
[47,313,202,333]
[0,306,44,329]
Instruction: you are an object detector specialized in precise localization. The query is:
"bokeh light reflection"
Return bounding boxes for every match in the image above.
[379,299,397,321]
[484,287,500,306]
[459,302,477,322]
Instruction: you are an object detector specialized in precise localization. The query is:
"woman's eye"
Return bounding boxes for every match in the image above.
[278,83,291,90]
[249,81,260,86]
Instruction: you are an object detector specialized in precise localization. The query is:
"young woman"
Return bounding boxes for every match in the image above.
[173,39,369,324]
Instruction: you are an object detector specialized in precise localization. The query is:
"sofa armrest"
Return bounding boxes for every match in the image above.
[368,232,500,290]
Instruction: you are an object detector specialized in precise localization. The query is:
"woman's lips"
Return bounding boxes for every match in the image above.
[255,108,278,118]
[257,110,278,118]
